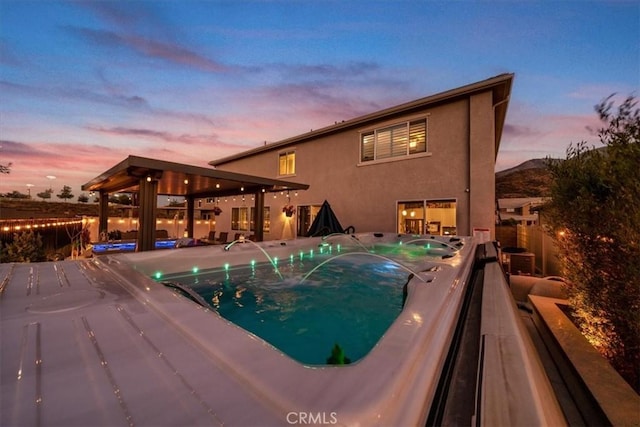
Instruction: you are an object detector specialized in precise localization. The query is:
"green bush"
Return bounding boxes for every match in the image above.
[545,95,640,392]
[1,230,46,263]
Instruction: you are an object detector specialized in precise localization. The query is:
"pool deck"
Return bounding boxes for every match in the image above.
[0,258,282,426]
[1,235,566,426]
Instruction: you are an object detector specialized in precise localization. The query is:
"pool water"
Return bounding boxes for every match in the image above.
[155,239,460,365]
[370,241,458,260]
[159,252,415,365]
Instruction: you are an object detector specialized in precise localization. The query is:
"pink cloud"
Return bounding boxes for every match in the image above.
[0,79,151,111]
[68,26,228,73]
[87,126,247,149]
[234,82,390,137]
[0,140,125,195]
[568,86,633,102]
[497,109,605,171]
[502,123,542,139]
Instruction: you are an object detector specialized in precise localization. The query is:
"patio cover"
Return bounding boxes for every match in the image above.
[307,200,344,237]
[82,155,309,249]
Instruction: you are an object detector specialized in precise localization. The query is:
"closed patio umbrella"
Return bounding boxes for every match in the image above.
[307,200,344,237]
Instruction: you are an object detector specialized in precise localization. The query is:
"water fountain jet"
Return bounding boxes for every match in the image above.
[223,239,283,279]
[300,252,433,284]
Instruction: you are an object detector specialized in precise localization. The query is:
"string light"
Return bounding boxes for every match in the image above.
[0,218,83,234]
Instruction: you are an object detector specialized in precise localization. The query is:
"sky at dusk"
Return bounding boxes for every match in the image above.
[1,0,638,198]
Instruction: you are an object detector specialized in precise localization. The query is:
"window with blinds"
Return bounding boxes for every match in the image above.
[232,207,270,232]
[360,118,427,162]
[278,151,296,176]
[231,207,249,231]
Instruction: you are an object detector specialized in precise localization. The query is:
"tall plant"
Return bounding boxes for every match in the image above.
[545,95,640,391]
[1,230,46,263]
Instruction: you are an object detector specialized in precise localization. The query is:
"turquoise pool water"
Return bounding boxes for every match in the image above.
[157,240,458,365]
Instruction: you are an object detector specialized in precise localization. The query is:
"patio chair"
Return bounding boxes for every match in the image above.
[215,232,228,244]
[201,231,216,245]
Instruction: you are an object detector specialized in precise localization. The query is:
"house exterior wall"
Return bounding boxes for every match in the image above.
[469,91,496,236]
[205,86,503,240]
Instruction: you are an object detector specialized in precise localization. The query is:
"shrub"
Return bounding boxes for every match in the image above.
[545,95,640,392]
[1,230,46,263]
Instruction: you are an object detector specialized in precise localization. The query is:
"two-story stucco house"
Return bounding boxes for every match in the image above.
[202,73,513,241]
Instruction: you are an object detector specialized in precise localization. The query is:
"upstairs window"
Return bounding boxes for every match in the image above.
[278,151,296,176]
[360,118,427,163]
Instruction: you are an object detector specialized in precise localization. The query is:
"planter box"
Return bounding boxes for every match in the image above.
[529,295,640,426]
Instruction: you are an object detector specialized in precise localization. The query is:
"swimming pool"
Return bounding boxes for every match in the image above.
[107,233,476,423]
[155,236,452,365]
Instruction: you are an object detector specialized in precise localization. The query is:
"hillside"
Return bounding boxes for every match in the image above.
[496,158,552,178]
[495,158,555,199]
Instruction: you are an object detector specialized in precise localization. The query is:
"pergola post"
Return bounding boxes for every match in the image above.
[254,191,265,242]
[99,190,109,240]
[137,177,158,251]
[186,196,195,238]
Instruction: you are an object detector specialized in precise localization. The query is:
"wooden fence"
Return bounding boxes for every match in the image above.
[495,225,563,277]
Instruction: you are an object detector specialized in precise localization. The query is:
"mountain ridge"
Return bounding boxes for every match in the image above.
[495,158,555,198]
[496,158,561,178]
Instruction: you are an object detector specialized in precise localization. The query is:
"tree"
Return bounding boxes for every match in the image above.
[37,189,53,201]
[3,190,29,199]
[56,185,74,202]
[1,230,46,263]
[109,193,131,205]
[545,95,640,392]
[77,193,89,203]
